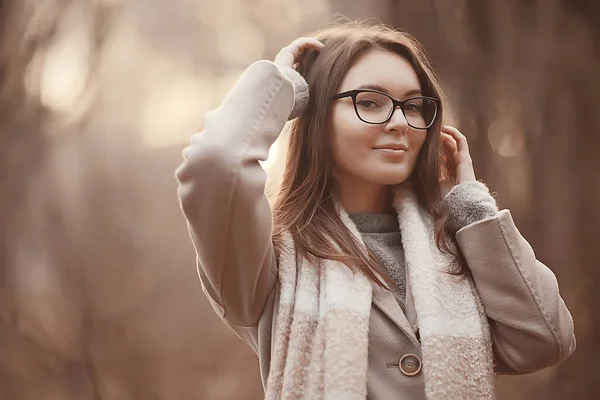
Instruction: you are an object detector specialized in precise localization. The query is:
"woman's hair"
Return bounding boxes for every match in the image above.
[271,21,463,287]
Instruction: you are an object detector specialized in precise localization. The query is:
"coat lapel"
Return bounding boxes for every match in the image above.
[371,279,420,347]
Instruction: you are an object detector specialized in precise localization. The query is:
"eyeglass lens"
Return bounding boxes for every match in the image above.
[354,91,436,128]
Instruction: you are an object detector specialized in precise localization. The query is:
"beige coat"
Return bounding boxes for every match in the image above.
[176,60,576,399]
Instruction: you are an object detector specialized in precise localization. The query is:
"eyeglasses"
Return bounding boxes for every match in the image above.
[332,89,439,130]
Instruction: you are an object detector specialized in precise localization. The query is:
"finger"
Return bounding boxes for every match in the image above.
[273,50,295,68]
[285,38,324,57]
[442,125,469,152]
[290,37,324,49]
[442,125,467,143]
[441,132,458,154]
[275,38,323,68]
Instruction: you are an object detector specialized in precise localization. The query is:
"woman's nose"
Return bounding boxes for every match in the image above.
[384,106,409,133]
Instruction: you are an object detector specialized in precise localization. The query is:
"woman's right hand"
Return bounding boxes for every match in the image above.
[274,37,324,70]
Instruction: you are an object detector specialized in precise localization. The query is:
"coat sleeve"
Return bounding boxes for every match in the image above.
[456,210,576,374]
[175,60,305,327]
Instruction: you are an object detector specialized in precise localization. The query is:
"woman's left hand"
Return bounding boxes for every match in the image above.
[441,125,477,184]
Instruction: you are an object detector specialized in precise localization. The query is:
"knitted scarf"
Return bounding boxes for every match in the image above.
[265,184,495,399]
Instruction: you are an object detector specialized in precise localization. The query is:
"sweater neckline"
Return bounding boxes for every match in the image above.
[348,213,399,234]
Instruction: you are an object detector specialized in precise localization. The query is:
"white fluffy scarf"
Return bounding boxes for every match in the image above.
[265,184,495,399]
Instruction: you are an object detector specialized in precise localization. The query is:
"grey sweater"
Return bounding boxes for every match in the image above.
[349,180,499,312]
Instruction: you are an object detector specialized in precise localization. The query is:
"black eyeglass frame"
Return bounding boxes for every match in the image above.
[332,89,440,130]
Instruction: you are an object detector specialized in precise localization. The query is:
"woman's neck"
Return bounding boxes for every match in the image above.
[336,177,394,214]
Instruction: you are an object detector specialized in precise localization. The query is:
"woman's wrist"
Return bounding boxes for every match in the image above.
[443,180,499,233]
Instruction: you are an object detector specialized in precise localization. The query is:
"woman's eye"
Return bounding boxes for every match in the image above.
[357,100,380,108]
[405,102,423,113]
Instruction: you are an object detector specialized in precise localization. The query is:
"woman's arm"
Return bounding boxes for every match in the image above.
[176,60,307,327]
[446,182,576,373]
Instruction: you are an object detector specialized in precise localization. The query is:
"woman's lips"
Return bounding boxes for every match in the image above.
[374,148,407,156]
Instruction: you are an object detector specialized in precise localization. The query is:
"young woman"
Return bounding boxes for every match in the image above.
[176,23,575,399]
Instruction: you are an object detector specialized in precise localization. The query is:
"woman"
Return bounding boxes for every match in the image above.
[176,22,575,399]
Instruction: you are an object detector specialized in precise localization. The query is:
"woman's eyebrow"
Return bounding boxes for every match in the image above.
[355,84,422,97]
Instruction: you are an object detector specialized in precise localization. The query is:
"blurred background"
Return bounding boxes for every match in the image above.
[1,0,598,398]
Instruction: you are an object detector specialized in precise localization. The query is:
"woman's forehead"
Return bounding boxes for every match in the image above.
[340,49,421,96]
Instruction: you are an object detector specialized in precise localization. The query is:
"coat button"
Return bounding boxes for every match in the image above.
[399,353,422,376]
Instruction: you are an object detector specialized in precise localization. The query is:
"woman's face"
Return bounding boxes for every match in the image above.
[327,49,428,187]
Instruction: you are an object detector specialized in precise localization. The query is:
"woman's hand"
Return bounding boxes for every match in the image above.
[274,37,324,70]
[441,125,477,184]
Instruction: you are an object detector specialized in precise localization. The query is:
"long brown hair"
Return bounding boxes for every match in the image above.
[271,21,462,287]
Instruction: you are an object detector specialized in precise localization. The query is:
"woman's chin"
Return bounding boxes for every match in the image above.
[365,170,412,186]
[380,176,411,186]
